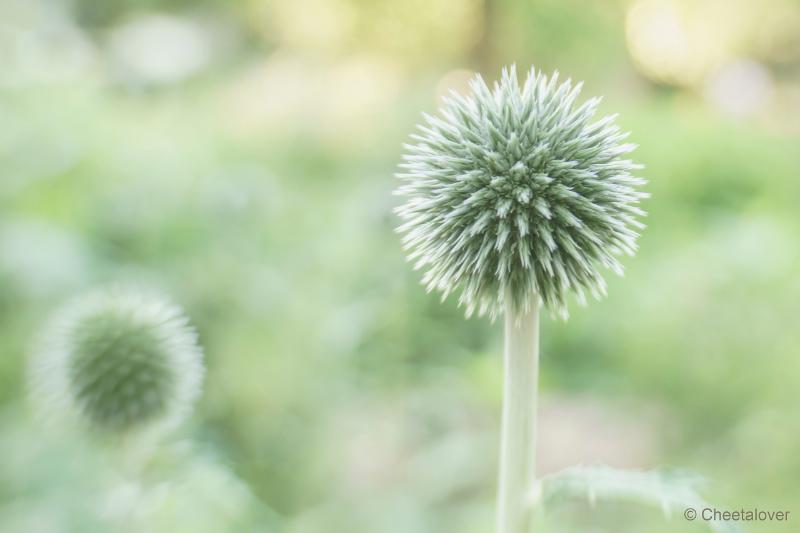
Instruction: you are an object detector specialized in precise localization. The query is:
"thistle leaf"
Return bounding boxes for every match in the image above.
[534,466,742,533]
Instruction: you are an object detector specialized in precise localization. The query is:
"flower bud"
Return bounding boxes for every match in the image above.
[30,287,204,435]
[396,66,647,318]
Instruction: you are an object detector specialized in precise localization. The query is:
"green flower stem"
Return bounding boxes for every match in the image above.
[497,295,540,533]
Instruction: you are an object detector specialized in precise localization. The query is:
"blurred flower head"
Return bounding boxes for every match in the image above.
[395,67,647,318]
[29,287,204,436]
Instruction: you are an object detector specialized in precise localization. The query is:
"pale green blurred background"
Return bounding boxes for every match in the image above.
[1,0,799,532]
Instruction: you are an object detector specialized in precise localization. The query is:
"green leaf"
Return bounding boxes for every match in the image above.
[534,466,742,533]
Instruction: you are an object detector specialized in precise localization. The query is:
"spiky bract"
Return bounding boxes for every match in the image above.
[395,67,647,318]
[30,287,204,435]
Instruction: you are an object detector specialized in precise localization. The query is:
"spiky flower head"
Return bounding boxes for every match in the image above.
[30,287,204,436]
[395,66,647,318]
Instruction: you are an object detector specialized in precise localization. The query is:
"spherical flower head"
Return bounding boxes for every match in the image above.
[395,66,647,318]
[29,287,204,436]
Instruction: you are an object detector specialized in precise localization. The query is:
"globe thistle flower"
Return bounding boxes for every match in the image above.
[395,66,650,533]
[395,66,647,318]
[29,287,204,436]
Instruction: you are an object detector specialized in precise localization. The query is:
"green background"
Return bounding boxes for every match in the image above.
[1,0,798,531]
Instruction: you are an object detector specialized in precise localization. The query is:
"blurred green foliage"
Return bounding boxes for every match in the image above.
[1,0,799,531]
